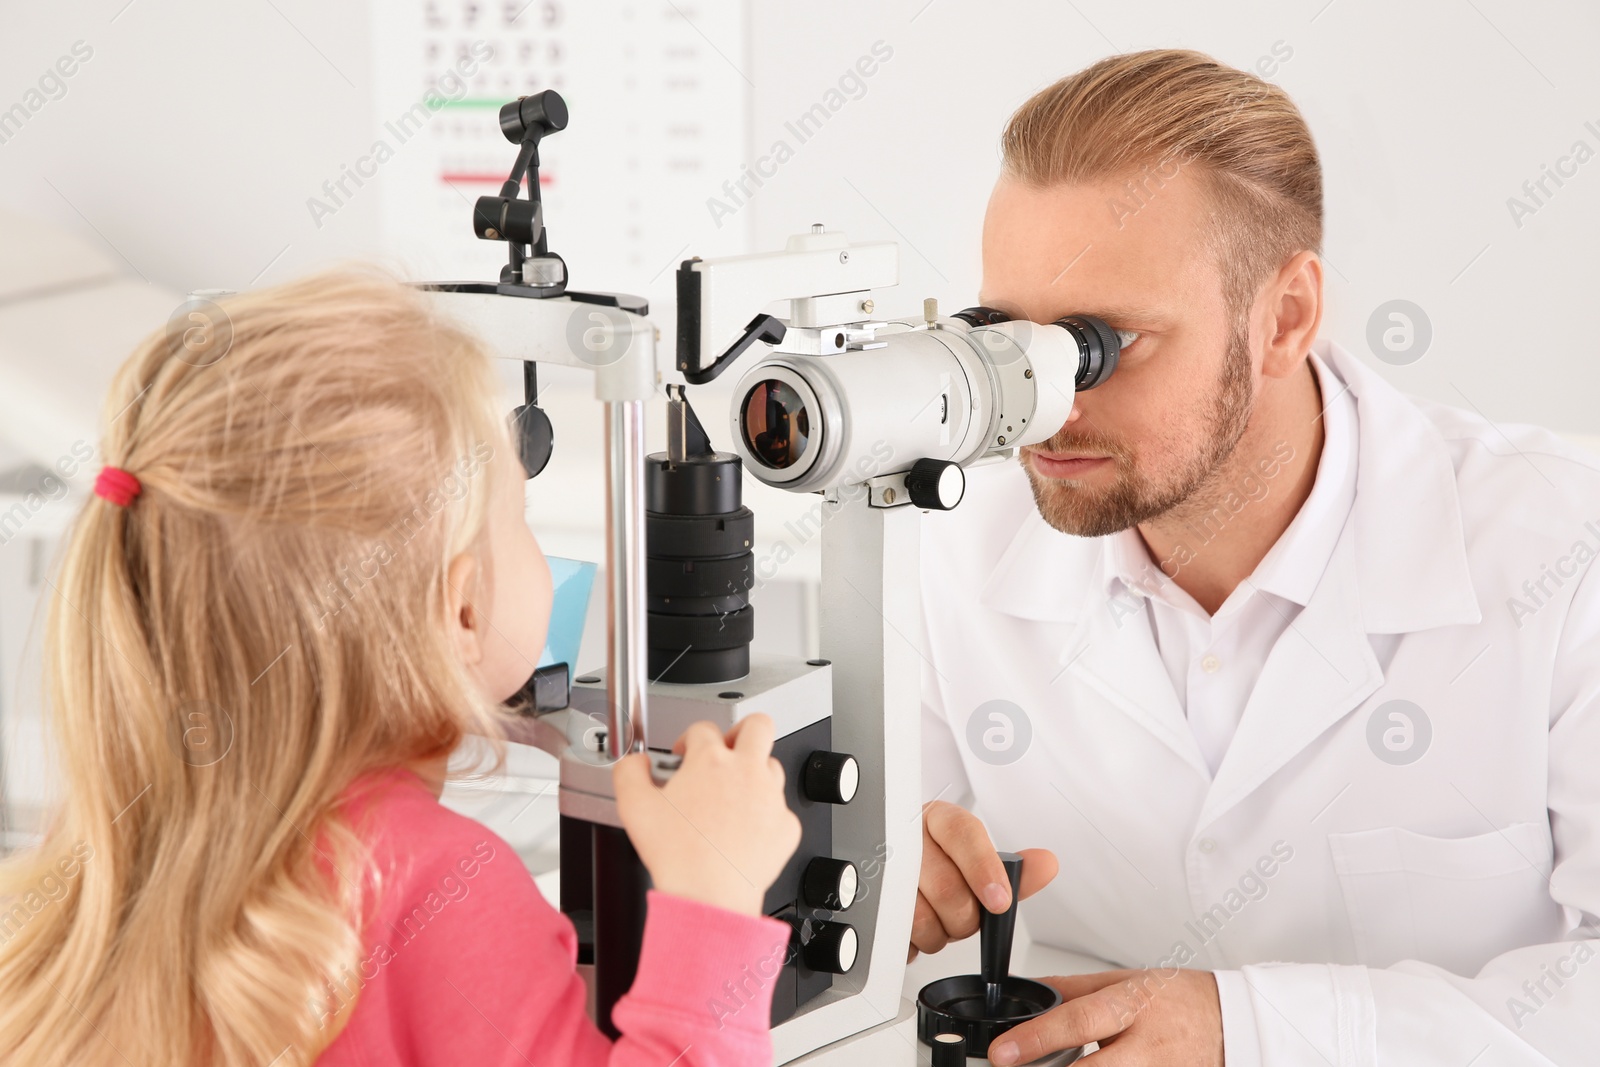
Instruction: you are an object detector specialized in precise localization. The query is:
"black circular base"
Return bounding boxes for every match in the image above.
[917,974,1063,1052]
[647,644,749,685]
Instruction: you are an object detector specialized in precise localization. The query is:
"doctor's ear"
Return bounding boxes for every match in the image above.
[1256,249,1323,379]
[446,552,485,667]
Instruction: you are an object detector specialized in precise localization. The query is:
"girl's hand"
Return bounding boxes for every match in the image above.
[613,714,802,917]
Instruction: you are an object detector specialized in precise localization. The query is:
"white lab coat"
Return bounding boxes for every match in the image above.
[919,338,1600,1066]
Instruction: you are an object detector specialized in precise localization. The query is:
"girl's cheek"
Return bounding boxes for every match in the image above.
[521,533,554,655]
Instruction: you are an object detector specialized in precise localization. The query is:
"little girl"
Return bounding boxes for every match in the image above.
[0,269,802,1065]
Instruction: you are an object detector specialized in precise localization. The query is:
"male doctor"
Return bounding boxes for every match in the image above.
[915,49,1600,1065]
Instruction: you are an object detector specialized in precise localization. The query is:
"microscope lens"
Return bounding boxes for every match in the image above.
[741,379,810,469]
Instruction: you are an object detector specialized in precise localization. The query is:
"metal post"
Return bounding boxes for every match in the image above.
[604,399,649,757]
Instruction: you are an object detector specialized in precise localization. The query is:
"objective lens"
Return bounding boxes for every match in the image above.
[741,379,810,469]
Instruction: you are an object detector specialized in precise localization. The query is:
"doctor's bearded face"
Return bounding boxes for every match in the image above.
[980,166,1257,538]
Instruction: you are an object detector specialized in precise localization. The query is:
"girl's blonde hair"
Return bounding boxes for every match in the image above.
[0,267,516,1064]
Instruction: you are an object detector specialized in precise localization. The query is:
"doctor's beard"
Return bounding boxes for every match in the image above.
[1021,315,1254,539]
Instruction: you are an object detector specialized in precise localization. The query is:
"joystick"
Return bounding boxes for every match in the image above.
[916,853,1081,1064]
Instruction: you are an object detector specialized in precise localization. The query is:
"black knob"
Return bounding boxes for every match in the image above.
[802,857,859,911]
[801,919,858,974]
[803,751,859,805]
[930,1031,968,1067]
[499,89,569,143]
[980,852,1025,988]
[904,458,965,511]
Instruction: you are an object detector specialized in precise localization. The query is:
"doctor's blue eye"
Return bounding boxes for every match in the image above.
[1114,328,1141,349]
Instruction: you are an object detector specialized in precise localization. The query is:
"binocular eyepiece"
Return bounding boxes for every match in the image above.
[730,309,1121,496]
[952,306,1120,391]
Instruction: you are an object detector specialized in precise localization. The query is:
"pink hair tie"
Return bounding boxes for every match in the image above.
[94,466,142,507]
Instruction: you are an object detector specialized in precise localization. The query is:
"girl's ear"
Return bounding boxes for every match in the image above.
[446,552,484,667]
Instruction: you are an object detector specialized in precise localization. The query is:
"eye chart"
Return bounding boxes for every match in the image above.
[370,0,751,307]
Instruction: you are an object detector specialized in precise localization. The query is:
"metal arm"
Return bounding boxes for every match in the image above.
[421,286,656,761]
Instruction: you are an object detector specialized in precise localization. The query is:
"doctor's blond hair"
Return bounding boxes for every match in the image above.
[0,269,515,1064]
[1001,48,1322,317]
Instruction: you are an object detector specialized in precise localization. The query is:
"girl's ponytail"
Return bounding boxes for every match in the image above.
[0,267,514,1065]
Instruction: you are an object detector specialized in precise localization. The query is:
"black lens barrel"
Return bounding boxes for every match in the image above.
[645,448,754,684]
[1053,314,1119,390]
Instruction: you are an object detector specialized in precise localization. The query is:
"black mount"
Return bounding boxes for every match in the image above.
[419,91,652,722]
[474,90,570,293]
[427,89,654,478]
[675,257,788,384]
[682,312,786,385]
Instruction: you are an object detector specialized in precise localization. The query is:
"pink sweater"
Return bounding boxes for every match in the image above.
[315,768,792,1066]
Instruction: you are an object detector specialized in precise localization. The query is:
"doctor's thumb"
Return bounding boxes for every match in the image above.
[1015,847,1060,901]
[987,1008,1083,1067]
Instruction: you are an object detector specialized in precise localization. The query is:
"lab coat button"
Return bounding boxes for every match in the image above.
[1197,837,1217,853]
[1201,655,1221,674]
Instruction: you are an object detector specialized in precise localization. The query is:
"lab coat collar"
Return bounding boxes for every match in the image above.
[1095,346,1357,618]
[975,338,1484,805]
[1242,346,1358,608]
[978,338,1482,636]
[1329,339,1483,632]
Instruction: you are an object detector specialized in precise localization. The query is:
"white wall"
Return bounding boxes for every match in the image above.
[5,1,1599,429]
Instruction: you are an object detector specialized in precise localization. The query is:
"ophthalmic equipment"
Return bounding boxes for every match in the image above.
[420,90,1121,1064]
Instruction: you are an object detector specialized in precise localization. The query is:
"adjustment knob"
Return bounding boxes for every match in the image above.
[801,919,858,974]
[803,751,859,805]
[802,857,859,911]
[904,458,966,511]
[931,1032,968,1067]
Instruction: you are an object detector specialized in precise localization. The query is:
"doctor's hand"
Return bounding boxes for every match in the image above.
[909,800,1058,960]
[986,968,1223,1067]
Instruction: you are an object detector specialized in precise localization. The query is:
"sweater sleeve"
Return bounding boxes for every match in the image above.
[317,813,791,1067]
[615,890,794,1064]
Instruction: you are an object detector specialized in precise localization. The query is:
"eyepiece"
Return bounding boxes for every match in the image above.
[1054,314,1119,389]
